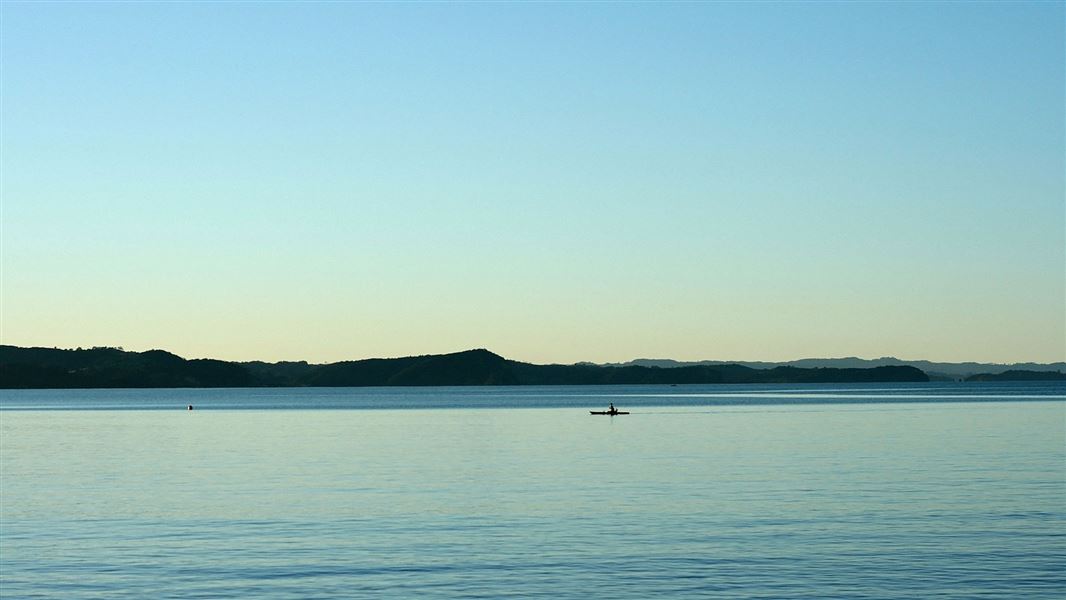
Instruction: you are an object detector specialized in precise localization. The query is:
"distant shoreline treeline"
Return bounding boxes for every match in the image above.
[607,358,1066,381]
[0,345,949,389]
[2,345,1061,389]
[963,370,1066,382]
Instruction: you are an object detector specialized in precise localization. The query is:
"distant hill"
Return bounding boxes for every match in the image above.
[0,345,929,388]
[964,370,1066,382]
[303,350,520,386]
[608,357,1066,380]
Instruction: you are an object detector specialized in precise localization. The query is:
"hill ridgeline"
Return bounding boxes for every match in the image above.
[0,345,932,389]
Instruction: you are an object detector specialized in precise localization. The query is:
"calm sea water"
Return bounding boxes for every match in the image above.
[2,383,1064,598]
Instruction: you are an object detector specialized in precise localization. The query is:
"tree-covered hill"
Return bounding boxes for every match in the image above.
[964,370,1065,382]
[0,345,929,389]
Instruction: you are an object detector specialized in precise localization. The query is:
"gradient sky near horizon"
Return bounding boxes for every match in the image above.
[2,2,1064,365]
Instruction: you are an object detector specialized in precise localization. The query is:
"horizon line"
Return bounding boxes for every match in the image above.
[3,343,1064,368]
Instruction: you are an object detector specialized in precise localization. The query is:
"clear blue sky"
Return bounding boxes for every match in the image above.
[2,1,1063,364]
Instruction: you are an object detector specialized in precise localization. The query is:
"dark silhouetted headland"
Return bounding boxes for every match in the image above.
[0,345,932,388]
[0,346,252,388]
[964,370,1065,382]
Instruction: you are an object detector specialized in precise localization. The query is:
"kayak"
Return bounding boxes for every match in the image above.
[590,411,629,415]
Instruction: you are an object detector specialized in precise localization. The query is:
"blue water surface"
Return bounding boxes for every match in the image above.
[1,382,1064,598]
[1,380,1063,411]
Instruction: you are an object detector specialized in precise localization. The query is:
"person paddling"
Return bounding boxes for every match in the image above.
[608,402,616,415]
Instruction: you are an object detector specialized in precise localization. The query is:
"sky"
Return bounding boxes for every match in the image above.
[2,1,1063,365]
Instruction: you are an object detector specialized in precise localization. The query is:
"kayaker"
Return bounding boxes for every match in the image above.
[608,403,616,414]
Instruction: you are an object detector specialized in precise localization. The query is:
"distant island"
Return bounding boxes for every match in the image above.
[0,345,933,388]
[964,370,1066,382]
[605,357,1066,381]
